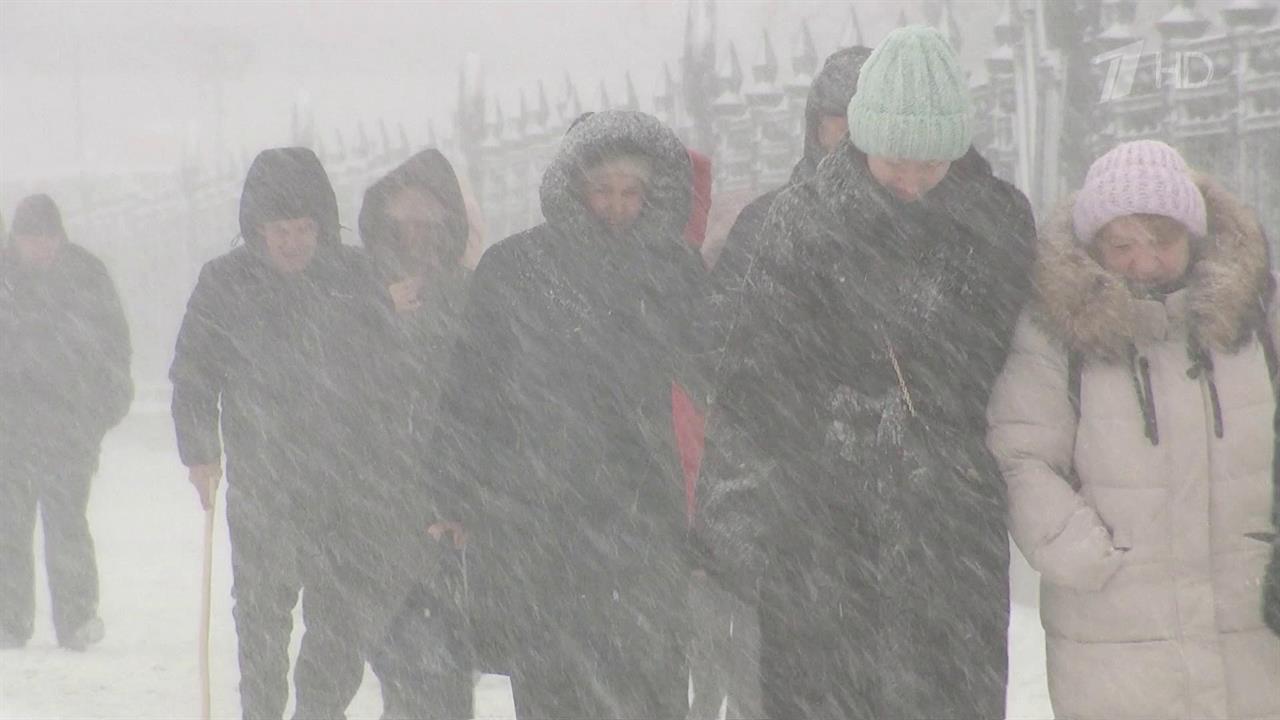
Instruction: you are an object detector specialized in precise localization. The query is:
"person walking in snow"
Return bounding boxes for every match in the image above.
[434,110,708,720]
[698,26,1035,719]
[707,45,872,300]
[688,46,872,720]
[0,194,132,651]
[291,147,476,719]
[987,139,1280,719]
[169,147,397,720]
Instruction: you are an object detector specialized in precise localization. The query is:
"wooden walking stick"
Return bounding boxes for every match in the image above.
[199,475,217,720]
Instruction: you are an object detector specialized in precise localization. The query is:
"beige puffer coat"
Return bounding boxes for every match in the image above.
[987,174,1280,720]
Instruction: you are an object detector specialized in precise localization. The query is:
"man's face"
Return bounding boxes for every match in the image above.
[866,155,952,203]
[386,186,452,273]
[1095,214,1192,290]
[12,232,61,270]
[258,217,319,274]
[582,157,650,236]
[816,115,848,155]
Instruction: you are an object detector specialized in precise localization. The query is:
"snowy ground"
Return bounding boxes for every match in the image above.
[1,402,1053,719]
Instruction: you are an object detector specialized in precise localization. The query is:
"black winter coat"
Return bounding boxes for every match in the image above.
[1,243,132,452]
[170,244,395,502]
[436,111,708,666]
[170,149,397,535]
[711,47,872,320]
[358,148,473,459]
[700,142,1035,719]
[356,149,474,601]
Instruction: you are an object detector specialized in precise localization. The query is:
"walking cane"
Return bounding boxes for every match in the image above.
[199,476,217,720]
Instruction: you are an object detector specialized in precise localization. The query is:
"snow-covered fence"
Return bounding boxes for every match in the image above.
[48,0,1280,389]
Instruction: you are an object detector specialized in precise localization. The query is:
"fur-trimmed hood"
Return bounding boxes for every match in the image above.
[1034,172,1271,359]
[540,110,692,250]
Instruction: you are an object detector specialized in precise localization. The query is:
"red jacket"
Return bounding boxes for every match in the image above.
[673,148,713,528]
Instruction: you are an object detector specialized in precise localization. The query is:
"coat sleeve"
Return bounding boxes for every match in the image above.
[986,310,1125,591]
[698,190,832,599]
[429,245,521,527]
[86,257,133,431]
[169,264,229,468]
[706,195,770,362]
[427,244,526,670]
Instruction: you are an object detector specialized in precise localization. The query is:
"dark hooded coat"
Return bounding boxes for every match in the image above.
[437,111,707,716]
[1,209,132,453]
[170,147,396,537]
[355,146,475,631]
[699,141,1035,719]
[357,148,472,505]
[711,47,872,298]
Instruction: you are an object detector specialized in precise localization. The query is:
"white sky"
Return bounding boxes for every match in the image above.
[1,0,1219,188]
[0,1,932,184]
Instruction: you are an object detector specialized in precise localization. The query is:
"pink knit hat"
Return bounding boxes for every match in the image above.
[1072,140,1207,244]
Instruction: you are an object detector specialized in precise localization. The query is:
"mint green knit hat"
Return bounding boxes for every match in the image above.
[848,25,972,162]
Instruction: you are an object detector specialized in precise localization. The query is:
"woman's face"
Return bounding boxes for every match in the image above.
[258,217,318,274]
[1094,214,1193,290]
[865,155,951,203]
[386,185,451,272]
[582,156,650,237]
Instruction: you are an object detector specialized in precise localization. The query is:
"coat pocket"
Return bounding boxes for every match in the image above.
[1032,505,1125,592]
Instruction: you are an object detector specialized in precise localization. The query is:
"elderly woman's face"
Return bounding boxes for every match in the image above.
[582,156,650,236]
[387,185,452,272]
[1095,214,1193,290]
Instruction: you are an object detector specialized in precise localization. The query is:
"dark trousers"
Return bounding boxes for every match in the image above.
[686,575,761,720]
[758,609,1005,720]
[507,594,688,720]
[759,628,876,720]
[293,577,473,720]
[370,582,473,720]
[226,481,355,717]
[294,540,476,712]
[0,440,100,645]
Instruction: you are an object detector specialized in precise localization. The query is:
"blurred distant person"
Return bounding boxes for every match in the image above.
[170,147,395,719]
[0,193,132,651]
[435,110,708,719]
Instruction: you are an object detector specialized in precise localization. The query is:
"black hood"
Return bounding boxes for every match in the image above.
[10,194,67,241]
[238,147,341,250]
[358,148,469,275]
[540,109,692,249]
[794,46,874,183]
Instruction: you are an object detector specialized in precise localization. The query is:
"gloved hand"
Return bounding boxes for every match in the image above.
[428,520,466,549]
[188,463,222,511]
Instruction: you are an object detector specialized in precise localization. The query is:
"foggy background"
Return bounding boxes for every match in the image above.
[3,1,904,183]
[3,0,1234,390]
[0,1,1270,718]
[1,1,1204,191]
